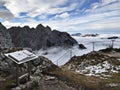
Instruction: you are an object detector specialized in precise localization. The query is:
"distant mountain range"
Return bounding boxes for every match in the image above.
[71,33,81,36]
[0,23,77,50]
[71,33,99,37]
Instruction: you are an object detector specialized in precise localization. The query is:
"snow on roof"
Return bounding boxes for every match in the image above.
[5,50,38,64]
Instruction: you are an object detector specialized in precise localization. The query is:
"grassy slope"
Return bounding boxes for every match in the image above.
[47,66,120,90]
[1,66,120,90]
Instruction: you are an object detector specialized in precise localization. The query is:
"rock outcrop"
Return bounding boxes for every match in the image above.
[8,24,78,50]
[0,49,76,90]
[0,23,13,49]
[0,48,59,76]
[78,44,86,49]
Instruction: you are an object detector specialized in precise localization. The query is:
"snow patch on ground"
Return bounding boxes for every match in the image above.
[106,83,120,87]
[77,61,118,75]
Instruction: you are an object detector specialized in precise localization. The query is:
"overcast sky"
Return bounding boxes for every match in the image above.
[0,0,120,34]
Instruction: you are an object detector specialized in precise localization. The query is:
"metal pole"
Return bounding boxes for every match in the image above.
[111,39,115,49]
[92,42,95,51]
[57,59,58,66]
[28,61,31,80]
[70,49,72,58]
[16,64,19,86]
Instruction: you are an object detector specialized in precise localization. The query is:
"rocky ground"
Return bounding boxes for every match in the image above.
[0,48,76,90]
[65,51,120,77]
[0,48,120,90]
[64,48,120,90]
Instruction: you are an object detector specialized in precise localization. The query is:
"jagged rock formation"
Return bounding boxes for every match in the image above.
[8,24,78,50]
[0,23,13,48]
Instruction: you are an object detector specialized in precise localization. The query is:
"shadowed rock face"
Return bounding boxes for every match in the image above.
[8,24,78,50]
[0,23,13,48]
[79,44,86,49]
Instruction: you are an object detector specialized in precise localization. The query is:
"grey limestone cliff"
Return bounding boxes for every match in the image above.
[0,23,13,49]
[8,24,78,50]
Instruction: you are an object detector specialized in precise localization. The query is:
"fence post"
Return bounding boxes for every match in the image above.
[92,42,95,51]
[111,39,115,49]
[70,49,72,59]
[57,59,58,66]
[16,64,20,86]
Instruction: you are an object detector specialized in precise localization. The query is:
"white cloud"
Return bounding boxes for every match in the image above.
[28,1,77,18]
[91,2,100,10]
[2,18,39,28]
[1,0,120,34]
[40,4,120,33]
[55,12,70,19]
[59,12,70,18]
[4,0,29,17]
[3,0,73,18]
[0,9,14,21]
[0,0,14,21]
[0,0,5,5]
[102,0,118,5]
[3,21,21,28]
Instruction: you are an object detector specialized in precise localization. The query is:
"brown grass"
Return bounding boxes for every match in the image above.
[46,66,103,90]
[0,64,119,90]
[0,75,16,90]
[46,66,120,90]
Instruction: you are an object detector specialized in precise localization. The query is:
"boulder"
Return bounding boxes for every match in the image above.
[32,56,60,74]
[78,44,86,49]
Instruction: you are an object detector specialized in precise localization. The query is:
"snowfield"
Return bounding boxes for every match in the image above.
[35,34,120,66]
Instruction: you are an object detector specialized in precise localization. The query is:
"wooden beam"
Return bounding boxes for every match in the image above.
[18,73,28,80]
[28,61,31,80]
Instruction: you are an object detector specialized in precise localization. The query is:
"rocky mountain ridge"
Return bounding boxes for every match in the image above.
[0,22,77,50]
[8,24,77,50]
[0,23,13,49]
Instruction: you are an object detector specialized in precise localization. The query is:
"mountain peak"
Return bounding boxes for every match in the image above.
[0,22,6,30]
[23,26,30,30]
[45,26,51,31]
[36,24,45,30]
